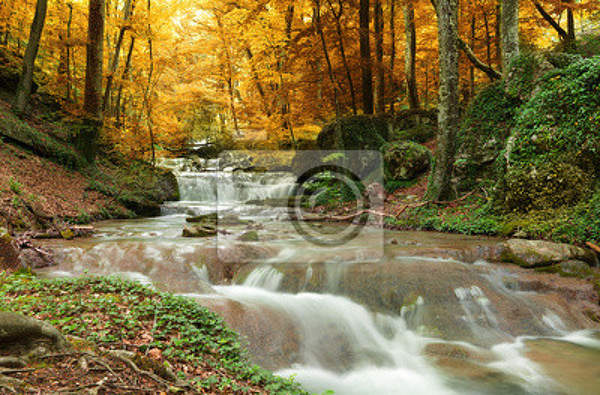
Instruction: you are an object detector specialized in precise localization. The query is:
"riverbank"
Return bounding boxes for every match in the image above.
[0,273,305,394]
[0,97,179,233]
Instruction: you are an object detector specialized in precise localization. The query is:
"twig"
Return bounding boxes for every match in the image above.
[107,351,171,388]
[0,368,37,374]
[586,241,600,254]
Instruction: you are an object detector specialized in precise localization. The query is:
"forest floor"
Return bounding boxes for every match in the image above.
[0,273,305,394]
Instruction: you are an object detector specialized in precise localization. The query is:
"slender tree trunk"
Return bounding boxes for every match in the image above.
[424,66,429,108]
[469,16,475,98]
[374,0,385,113]
[115,36,135,121]
[14,0,48,113]
[427,0,459,201]
[282,5,295,145]
[495,0,501,69]
[327,0,358,115]
[103,0,133,112]
[404,0,419,110]
[501,0,520,75]
[566,0,575,44]
[245,46,271,116]
[388,0,396,113]
[145,0,156,165]
[483,9,493,80]
[66,3,73,101]
[215,13,239,135]
[359,0,374,114]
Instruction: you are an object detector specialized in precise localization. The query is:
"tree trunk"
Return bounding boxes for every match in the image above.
[81,0,105,162]
[84,0,105,120]
[14,0,48,113]
[427,0,459,201]
[359,0,373,114]
[103,0,133,112]
[145,0,156,165]
[495,0,501,69]
[328,0,358,115]
[115,36,135,121]
[245,46,271,116]
[469,16,475,98]
[404,0,419,110]
[66,3,73,101]
[374,0,385,113]
[388,0,396,113]
[566,0,575,44]
[501,0,519,75]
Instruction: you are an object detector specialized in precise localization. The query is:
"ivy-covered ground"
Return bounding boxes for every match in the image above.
[0,273,306,394]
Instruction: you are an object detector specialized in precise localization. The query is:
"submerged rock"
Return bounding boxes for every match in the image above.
[238,231,259,242]
[500,239,596,268]
[182,225,217,238]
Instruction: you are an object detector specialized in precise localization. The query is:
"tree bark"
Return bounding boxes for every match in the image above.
[103,0,134,112]
[566,0,576,44]
[501,0,520,74]
[81,0,105,162]
[427,0,459,201]
[84,0,105,120]
[532,1,572,45]
[374,0,385,113]
[14,0,48,113]
[359,0,374,114]
[327,0,358,115]
[404,0,419,110]
[388,0,396,113]
[115,36,135,122]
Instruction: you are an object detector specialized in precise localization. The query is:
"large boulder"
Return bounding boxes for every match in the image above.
[500,238,596,268]
[454,82,521,190]
[382,141,431,181]
[317,115,390,151]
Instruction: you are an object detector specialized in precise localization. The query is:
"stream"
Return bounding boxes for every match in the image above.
[38,159,600,395]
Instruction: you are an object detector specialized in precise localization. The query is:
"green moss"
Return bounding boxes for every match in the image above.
[394,125,436,144]
[455,82,522,191]
[381,141,431,182]
[502,162,592,211]
[317,115,390,150]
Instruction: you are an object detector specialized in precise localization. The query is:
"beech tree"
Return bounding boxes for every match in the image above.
[81,0,106,161]
[501,0,520,73]
[14,0,48,113]
[404,0,419,110]
[427,0,459,201]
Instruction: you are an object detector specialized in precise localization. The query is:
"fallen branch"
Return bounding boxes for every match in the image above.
[586,241,600,255]
[107,351,171,388]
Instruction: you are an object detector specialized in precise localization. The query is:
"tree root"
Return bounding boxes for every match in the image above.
[0,357,26,369]
[0,312,68,351]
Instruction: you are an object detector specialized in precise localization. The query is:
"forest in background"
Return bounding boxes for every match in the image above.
[2,0,598,157]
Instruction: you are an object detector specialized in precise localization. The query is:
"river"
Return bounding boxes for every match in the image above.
[38,159,600,395]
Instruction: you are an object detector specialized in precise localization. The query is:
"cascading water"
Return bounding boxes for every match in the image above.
[38,157,600,395]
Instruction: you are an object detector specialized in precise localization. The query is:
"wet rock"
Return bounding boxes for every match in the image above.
[18,248,55,269]
[237,231,259,242]
[501,239,596,268]
[0,228,20,270]
[182,225,217,238]
[535,260,594,278]
[186,212,217,224]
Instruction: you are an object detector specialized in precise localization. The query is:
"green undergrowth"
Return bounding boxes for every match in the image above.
[388,189,600,245]
[0,104,86,169]
[0,273,307,394]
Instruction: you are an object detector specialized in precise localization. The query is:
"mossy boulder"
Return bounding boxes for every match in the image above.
[501,162,592,211]
[504,52,554,101]
[496,56,600,210]
[238,231,259,242]
[393,124,437,144]
[317,115,390,151]
[382,141,431,181]
[500,238,596,268]
[182,225,217,238]
[454,82,521,190]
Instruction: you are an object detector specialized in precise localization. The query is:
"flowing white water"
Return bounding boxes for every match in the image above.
[38,160,600,395]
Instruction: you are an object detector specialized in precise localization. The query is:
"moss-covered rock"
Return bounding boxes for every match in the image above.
[317,115,390,150]
[382,141,431,181]
[500,238,596,268]
[393,124,437,144]
[455,82,522,190]
[501,162,592,211]
[238,230,259,242]
[504,52,554,101]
